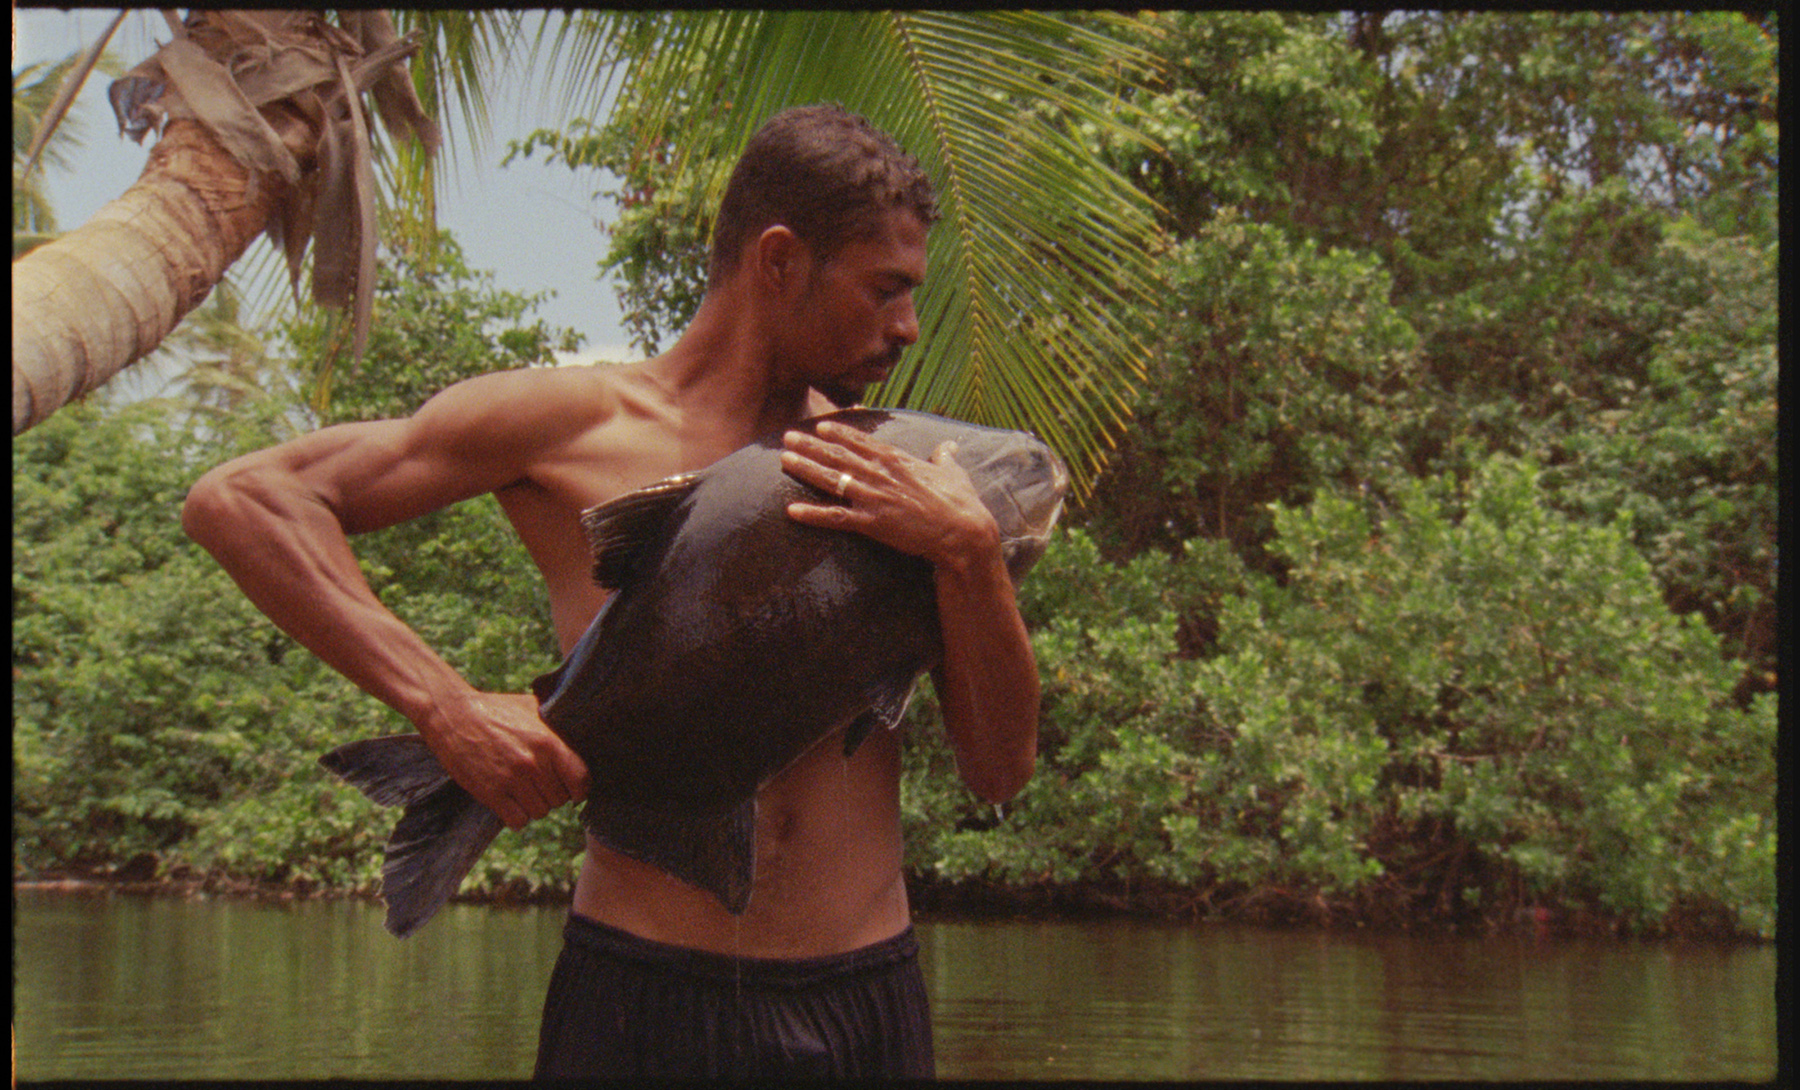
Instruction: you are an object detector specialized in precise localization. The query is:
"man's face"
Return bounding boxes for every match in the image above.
[784,208,929,406]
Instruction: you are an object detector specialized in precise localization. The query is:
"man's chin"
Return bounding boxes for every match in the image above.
[816,381,866,409]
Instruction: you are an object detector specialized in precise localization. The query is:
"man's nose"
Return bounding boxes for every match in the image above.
[889,293,919,346]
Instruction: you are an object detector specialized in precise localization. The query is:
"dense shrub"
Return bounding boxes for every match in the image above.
[13,238,590,900]
[902,528,1220,890]
[1079,214,1422,561]
[1538,220,1778,687]
[905,460,1774,939]
[15,15,1774,941]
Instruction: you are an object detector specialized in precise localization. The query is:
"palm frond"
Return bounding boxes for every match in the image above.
[379,8,531,264]
[528,11,1163,494]
[393,10,526,180]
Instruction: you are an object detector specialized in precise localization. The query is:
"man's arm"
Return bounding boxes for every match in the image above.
[181,370,590,828]
[779,420,1037,802]
[925,527,1039,802]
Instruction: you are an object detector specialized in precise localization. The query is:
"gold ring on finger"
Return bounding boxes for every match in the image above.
[835,470,853,497]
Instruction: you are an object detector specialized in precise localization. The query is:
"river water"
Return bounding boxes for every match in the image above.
[12,887,1775,1081]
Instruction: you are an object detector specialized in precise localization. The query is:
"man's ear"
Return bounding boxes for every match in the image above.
[752,225,810,295]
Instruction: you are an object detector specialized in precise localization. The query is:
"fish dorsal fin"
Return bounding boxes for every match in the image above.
[579,472,702,589]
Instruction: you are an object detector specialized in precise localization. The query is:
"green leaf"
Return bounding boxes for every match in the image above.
[527,11,1164,494]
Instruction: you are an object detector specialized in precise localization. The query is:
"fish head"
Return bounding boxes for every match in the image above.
[959,431,1070,581]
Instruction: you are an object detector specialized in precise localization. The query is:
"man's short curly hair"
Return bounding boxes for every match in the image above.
[708,104,939,290]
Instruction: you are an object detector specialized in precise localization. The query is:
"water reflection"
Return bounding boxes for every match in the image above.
[13,889,1774,1080]
[918,917,1774,1081]
[15,890,563,1079]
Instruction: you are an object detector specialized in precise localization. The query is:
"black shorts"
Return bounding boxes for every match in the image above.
[534,913,935,1080]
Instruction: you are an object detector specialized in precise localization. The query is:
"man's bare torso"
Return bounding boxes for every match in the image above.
[490,361,911,958]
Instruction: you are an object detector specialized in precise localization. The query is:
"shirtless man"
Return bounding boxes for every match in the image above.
[182,104,1038,1078]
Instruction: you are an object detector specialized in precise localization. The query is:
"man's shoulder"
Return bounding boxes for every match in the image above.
[434,361,627,410]
[412,363,632,444]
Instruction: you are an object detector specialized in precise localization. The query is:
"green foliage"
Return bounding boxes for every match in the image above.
[1539,220,1777,680]
[1080,213,1421,559]
[907,462,1773,938]
[13,239,588,899]
[12,397,380,873]
[1099,13,1386,239]
[1199,459,1773,937]
[902,527,1229,889]
[290,233,582,425]
[1082,10,1778,695]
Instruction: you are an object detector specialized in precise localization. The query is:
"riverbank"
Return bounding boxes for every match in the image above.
[15,863,1768,945]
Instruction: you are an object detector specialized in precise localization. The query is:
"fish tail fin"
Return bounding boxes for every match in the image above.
[379,780,505,938]
[319,735,505,938]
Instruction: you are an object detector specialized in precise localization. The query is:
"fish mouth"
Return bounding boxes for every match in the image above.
[997,449,1069,578]
[1001,527,1054,578]
[1001,492,1064,572]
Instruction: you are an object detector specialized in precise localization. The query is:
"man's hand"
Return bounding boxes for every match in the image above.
[420,691,591,830]
[780,418,1037,803]
[779,419,1000,570]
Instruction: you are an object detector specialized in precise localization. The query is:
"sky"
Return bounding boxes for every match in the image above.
[13,8,644,368]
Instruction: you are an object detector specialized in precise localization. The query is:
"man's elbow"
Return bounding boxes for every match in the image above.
[181,462,261,552]
[182,470,226,547]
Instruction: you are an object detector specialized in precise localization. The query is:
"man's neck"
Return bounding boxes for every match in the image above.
[643,292,822,439]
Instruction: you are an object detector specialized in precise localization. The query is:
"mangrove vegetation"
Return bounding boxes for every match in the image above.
[13,11,1777,940]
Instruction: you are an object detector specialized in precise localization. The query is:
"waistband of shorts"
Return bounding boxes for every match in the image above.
[562,913,919,989]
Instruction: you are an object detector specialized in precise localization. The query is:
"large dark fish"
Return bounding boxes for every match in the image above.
[320,408,1069,936]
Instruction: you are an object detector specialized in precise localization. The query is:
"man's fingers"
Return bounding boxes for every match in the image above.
[515,741,587,819]
[422,691,586,830]
[483,789,530,831]
[781,424,936,506]
[811,419,881,458]
[514,777,562,826]
[781,450,864,504]
[784,422,893,476]
[787,499,861,527]
[555,741,591,801]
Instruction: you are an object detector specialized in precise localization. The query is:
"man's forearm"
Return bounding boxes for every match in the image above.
[182,462,477,733]
[775,420,1040,802]
[932,545,1039,804]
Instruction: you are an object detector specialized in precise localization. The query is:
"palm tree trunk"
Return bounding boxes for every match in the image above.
[12,119,282,434]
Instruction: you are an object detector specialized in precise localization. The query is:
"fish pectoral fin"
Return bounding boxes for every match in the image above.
[531,591,619,713]
[319,734,450,807]
[583,794,758,915]
[579,471,702,589]
[842,674,921,757]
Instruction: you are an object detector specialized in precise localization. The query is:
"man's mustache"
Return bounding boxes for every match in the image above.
[868,345,904,371]
[820,347,905,408]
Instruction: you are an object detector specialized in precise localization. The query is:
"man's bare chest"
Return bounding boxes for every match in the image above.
[494,426,747,649]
